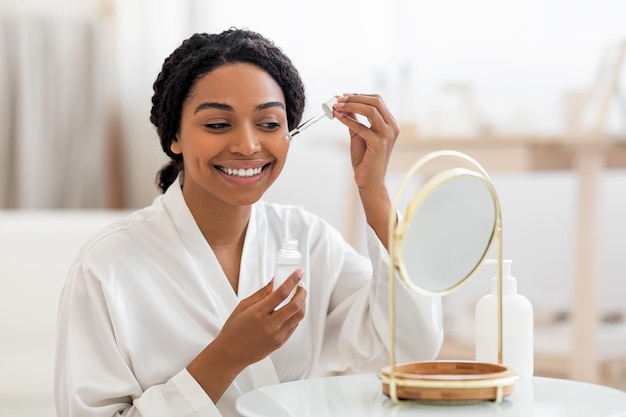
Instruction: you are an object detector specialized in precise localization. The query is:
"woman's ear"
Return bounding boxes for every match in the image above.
[170,136,181,155]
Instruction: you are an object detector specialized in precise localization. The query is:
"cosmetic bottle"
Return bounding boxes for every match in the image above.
[475,259,534,380]
[274,238,301,309]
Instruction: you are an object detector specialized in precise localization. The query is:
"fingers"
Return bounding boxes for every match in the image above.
[334,94,398,135]
[268,269,306,315]
[273,283,307,330]
[240,269,304,315]
[275,267,304,291]
[237,278,274,311]
[268,269,304,309]
[339,96,396,150]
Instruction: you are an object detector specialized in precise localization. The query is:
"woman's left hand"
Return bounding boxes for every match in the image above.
[333,93,399,190]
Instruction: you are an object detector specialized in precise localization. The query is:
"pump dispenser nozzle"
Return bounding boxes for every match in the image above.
[484,259,517,295]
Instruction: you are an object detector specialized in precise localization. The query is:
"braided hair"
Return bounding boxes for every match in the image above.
[150,28,306,193]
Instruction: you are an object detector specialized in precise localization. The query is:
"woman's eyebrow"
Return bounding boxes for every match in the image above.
[194,102,233,114]
[256,101,285,111]
[194,101,284,114]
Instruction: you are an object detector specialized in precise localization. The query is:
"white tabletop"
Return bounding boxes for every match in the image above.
[236,373,626,417]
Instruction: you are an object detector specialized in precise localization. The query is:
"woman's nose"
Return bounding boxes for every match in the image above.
[229,125,262,155]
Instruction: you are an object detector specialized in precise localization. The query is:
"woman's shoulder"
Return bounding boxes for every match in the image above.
[75,198,172,263]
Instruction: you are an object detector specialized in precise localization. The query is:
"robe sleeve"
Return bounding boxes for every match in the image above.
[318,224,443,374]
[54,264,223,417]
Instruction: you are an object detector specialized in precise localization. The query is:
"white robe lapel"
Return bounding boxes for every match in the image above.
[163,182,239,317]
[164,185,280,390]
[236,203,280,389]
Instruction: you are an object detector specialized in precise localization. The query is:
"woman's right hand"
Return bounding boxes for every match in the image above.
[187,269,307,402]
[217,269,306,365]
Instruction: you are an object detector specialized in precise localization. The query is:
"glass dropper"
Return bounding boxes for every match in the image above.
[288,97,337,140]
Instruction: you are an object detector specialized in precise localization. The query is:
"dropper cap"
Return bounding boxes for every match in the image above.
[321,97,337,119]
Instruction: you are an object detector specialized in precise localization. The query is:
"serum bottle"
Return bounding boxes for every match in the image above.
[475,259,534,380]
[274,238,301,309]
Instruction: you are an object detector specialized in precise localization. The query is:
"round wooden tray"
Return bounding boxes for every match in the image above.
[379,360,518,402]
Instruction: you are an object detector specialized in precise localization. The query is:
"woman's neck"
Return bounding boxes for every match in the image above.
[184,192,252,293]
[189,198,251,249]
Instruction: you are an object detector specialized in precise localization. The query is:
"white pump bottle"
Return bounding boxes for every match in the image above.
[475,259,534,380]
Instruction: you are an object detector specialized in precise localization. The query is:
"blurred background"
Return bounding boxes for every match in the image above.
[1,0,625,415]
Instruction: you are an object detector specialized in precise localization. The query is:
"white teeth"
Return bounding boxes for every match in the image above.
[220,166,263,177]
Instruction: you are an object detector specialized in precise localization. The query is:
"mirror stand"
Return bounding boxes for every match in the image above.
[378,150,518,403]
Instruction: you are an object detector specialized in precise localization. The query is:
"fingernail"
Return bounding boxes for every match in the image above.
[295,269,305,281]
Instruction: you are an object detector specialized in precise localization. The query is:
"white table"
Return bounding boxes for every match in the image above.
[237,373,626,417]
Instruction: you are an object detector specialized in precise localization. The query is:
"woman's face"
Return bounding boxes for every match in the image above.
[172,62,290,211]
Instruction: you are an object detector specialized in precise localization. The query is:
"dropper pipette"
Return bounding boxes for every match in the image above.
[288,112,326,138]
[288,97,337,140]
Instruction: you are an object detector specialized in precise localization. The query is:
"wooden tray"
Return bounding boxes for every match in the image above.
[379,360,518,402]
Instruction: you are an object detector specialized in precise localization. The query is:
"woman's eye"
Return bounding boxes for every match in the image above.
[204,123,230,130]
[259,122,281,130]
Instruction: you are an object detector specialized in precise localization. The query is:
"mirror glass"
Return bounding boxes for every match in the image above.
[398,170,496,294]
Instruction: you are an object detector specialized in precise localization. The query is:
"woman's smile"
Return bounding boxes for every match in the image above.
[214,162,271,184]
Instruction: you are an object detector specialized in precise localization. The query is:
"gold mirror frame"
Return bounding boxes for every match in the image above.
[395,167,496,297]
[378,150,518,403]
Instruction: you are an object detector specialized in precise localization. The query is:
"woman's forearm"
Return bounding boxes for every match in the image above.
[358,184,391,251]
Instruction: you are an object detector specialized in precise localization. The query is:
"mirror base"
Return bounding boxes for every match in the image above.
[379,360,518,403]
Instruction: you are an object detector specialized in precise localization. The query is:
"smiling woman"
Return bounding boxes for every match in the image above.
[171,63,291,209]
[53,27,443,417]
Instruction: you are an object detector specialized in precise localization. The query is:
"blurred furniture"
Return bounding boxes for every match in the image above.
[236,373,626,417]
[358,132,626,385]
[344,43,626,384]
[346,132,626,386]
[0,210,127,416]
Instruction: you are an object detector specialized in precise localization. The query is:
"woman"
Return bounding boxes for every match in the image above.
[54,28,442,417]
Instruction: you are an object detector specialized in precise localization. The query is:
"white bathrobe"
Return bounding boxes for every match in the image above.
[54,181,443,417]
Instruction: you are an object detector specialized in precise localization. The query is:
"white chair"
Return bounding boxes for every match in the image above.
[0,210,127,416]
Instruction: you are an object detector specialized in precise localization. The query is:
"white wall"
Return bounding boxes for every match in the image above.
[2,0,625,210]
[105,0,626,211]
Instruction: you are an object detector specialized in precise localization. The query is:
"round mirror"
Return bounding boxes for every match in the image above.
[395,168,497,295]
[382,151,511,404]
